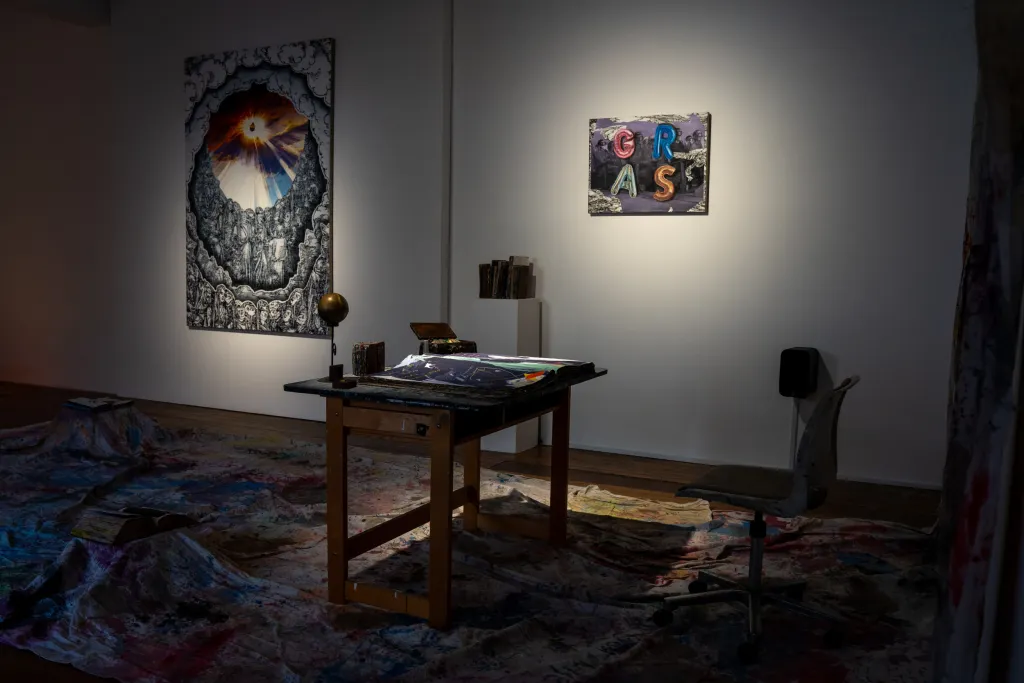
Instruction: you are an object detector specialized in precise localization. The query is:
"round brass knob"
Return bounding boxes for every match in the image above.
[317,292,349,327]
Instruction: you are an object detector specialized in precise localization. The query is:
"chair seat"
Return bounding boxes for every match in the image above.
[676,465,796,514]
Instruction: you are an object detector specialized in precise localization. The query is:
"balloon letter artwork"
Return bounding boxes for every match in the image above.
[612,128,635,159]
[611,164,638,198]
[185,39,335,336]
[652,124,677,162]
[653,164,677,201]
[588,114,710,215]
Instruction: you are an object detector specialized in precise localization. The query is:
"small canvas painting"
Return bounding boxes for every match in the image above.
[589,114,710,215]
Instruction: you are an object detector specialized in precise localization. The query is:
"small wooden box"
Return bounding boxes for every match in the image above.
[426,339,478,354]
[352,341,386,375]
[409,322,478,356]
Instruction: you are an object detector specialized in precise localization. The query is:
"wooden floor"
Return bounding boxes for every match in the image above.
[0,382,941,682]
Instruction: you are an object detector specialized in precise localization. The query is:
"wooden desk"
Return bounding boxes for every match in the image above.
[284,369,606,629]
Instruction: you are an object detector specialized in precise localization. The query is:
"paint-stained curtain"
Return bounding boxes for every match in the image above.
[933,2,1024,682]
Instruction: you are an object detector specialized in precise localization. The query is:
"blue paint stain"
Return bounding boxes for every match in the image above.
[174,480,270,497]
[126,427,142,449]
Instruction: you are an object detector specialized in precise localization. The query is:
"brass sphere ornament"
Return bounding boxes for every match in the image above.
[317,292,349,327]
[317,292,354,387]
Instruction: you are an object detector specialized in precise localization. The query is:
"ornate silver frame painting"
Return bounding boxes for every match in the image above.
[185,39,334,336]
[588,113,710,215]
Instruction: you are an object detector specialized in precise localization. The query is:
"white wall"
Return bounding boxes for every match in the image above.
[0,9,116,392]
[106,0,449,420]
[1,0,976,487]
[450,0,977,487]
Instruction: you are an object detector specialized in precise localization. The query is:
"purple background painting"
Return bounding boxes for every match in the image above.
[589,114,709,215]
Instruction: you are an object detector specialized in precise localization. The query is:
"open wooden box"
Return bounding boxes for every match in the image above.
[409,322,478,355]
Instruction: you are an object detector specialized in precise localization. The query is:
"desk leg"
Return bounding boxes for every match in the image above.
[550,388,570,547]
[429,411,454,629]
[462,438,481,532]
[325,397,348,603]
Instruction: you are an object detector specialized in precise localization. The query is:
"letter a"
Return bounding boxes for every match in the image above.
[610,164,637,197]
[652,124,677,162]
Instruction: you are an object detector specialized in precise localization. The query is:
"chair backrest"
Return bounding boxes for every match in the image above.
[792,376,859,508]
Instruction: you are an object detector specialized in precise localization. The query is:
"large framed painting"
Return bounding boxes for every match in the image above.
[185,39,334,336]
[588,113,710,215]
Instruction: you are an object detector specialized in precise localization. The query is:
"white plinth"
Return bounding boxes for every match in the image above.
[455,298,541,453]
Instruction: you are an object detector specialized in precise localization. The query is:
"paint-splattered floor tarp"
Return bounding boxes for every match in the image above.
[0,407,937,682]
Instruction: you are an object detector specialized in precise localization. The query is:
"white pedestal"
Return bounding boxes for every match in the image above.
[455,298,541,453]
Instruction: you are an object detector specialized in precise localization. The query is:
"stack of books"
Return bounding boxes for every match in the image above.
[479,256,533,299]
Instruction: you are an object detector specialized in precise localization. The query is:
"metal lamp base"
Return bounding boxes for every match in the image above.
[329,364,356,389]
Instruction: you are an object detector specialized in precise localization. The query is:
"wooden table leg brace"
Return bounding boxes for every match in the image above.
[324,389,572,629]
[473,389,571,546]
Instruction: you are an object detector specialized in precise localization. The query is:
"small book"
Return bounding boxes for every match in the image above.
[506,263,520,298]
[507,257,533,298]
[491,260,509,299]
[510,265,530,298]
[479,263,492,298]
[352,341,386,376]
[71,507,195,545]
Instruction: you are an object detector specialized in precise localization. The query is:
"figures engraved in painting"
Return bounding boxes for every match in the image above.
[251,217,269,284]
[306,253,329,335]
[257,300,269,332]
[198,282,214,328]
[268,300,283,330]
[269,219,288,281]
[240,300,257,331]
[238,217,253,282]
[188,133,327,331]
[185,39,333,335]
[214,286,233,329]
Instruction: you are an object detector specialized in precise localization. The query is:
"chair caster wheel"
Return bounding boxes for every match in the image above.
[737,639,759,665]
[652,609,674,627]
[688,579,708,594]
[823,627,845,649]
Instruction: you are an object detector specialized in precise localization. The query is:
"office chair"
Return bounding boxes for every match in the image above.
[653,376,860,664]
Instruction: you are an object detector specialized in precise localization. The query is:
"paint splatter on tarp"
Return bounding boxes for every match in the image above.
[0,411,937,681]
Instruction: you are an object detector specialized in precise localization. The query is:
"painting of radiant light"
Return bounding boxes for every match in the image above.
[206,86,310,211]
[185,39,334,337]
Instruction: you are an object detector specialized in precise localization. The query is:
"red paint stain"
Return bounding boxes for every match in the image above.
[157,627,235,680]
[949,470,989,606]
